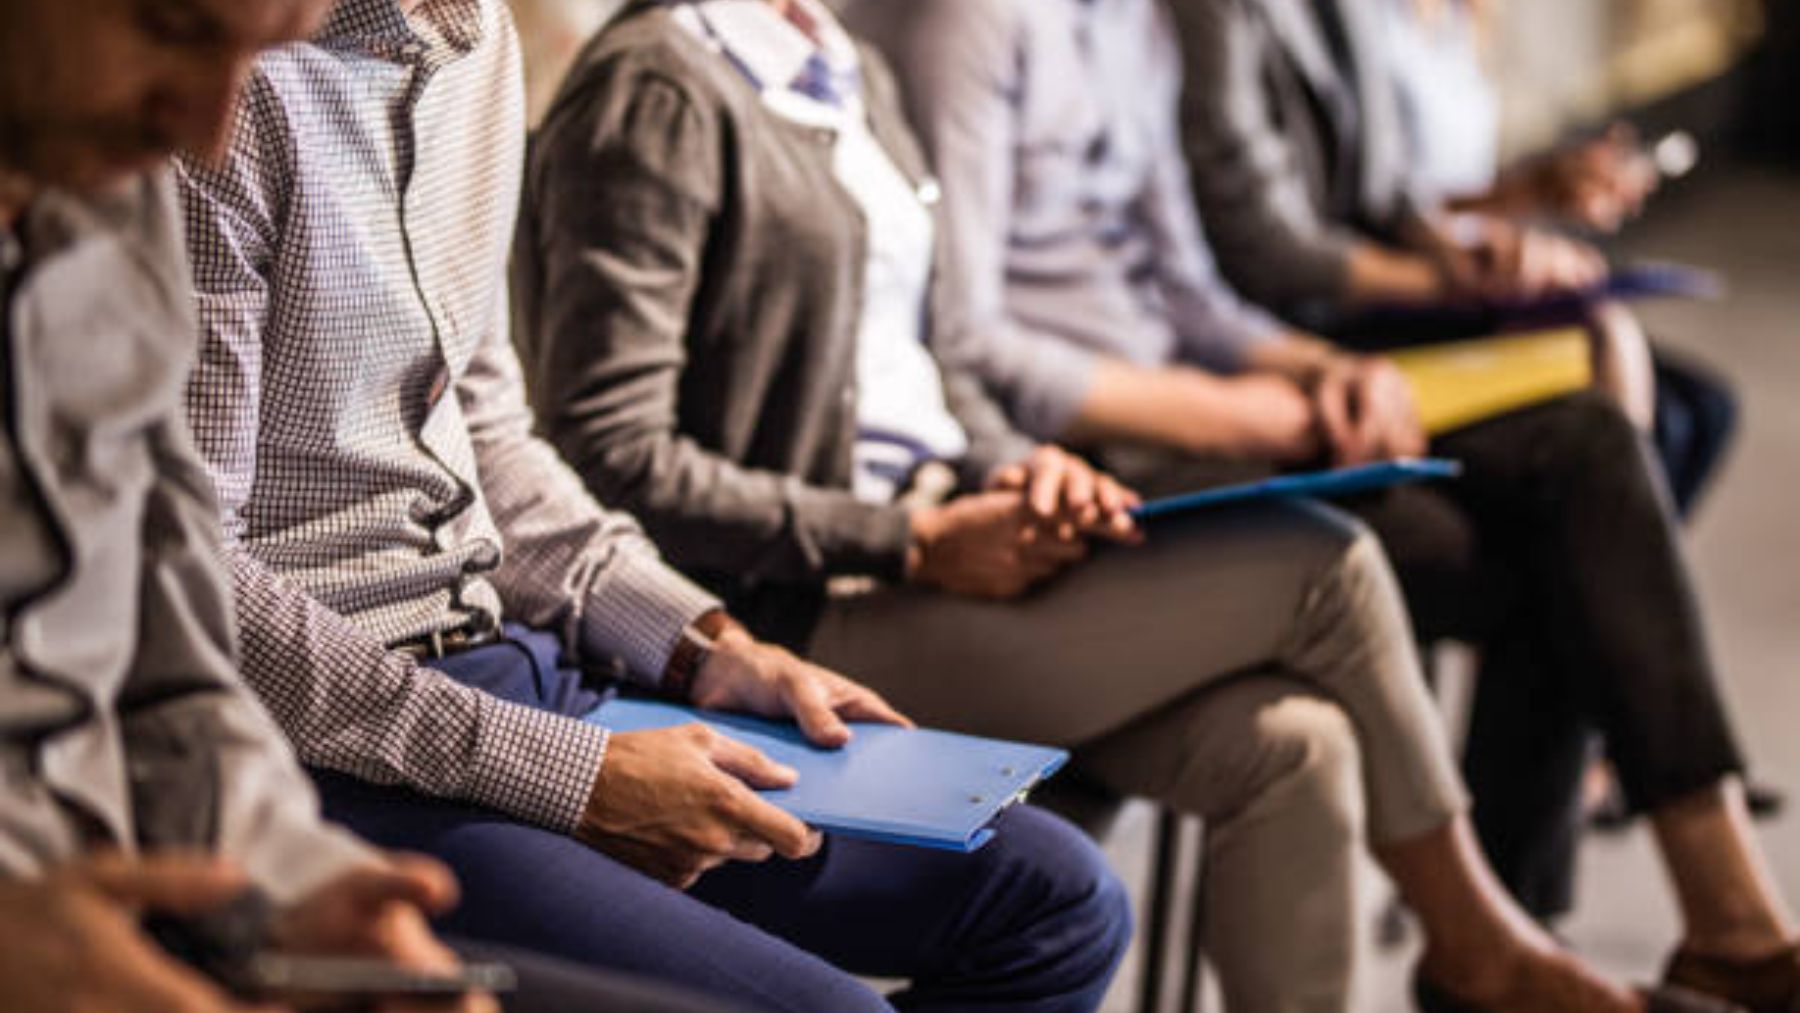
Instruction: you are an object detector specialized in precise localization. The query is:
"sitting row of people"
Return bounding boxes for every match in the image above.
[1,0,1793,1011]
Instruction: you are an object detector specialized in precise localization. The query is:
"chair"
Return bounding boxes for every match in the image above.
[1032,777,1208,1013]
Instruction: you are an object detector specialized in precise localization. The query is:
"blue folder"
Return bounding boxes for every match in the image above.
[1360,262,1722,328]
[585,698,1068,852]
[1130,458,1463,522]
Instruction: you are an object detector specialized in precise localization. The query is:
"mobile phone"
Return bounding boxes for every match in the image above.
[242,953,518,999]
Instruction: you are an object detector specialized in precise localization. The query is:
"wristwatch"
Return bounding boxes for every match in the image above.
[661,609,738,700]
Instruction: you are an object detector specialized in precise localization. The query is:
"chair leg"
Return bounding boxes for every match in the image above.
[1177,819,1207,1013]
[1138,808,1182,1013]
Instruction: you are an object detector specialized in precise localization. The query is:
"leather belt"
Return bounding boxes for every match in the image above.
[394,622,500,661]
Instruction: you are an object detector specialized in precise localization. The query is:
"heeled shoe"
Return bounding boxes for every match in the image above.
[1415,971,1746,1013]
[1666,943,1800,1013]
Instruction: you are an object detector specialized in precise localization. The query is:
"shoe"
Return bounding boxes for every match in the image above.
[1416,972,1745,1012]
[1667,943,1800,1013]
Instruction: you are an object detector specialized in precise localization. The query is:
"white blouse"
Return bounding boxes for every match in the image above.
[673,0,969,504]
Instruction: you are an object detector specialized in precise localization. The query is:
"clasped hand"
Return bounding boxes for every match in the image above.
[906,446,1141,600]
[1304,356,1428,467]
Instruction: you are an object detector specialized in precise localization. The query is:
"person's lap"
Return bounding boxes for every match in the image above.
[318,773,1123,1012]
[805,499,1367,748]
[313,627,1129,1012]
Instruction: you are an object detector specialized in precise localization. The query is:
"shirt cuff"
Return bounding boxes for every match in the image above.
[581,548,721,688]
[465,696,612,834]
[1005,336,1101,442]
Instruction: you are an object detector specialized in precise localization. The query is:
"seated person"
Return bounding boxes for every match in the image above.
[852,0,1800,1008]
[0,2,715,1011]
[173,0,1132,1009]
[1381,0,1656,233]
[514,2,1724,1010]
[1378,0,1738,519]
[1174,0,1733,512]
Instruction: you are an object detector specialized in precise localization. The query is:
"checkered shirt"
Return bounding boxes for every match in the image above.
[177,0,720,833]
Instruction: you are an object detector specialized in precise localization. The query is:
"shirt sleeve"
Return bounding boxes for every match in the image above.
[1169,0,1360,315]
[175,86,610,836]
[125,410,377,906]
[458,275,723,685]
[1136,8,1287,372]
[869,0,1102,442]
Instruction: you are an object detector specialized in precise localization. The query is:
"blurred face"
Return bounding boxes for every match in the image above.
[0,0,335,196]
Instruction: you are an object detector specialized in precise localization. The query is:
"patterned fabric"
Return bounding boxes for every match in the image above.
[178,0,719,834]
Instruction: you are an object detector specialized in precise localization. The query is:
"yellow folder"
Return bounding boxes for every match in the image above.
[1389,327,1593,435]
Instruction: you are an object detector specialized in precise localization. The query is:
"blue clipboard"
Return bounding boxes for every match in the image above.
[1600,262,1723,301]
[1130,458,1463,522]
[585,698,1068,852]
[1360,262,1722,327]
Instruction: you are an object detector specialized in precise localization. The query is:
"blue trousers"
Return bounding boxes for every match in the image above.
[315,627,1131,1012]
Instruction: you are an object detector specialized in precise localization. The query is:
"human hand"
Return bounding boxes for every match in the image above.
[987,445,1142,544]
[1533,124,1657,232]
[1,854,273,1013]
[577,723,823,889]
[690,623,912,746]
[275,856,496,1013]
[1308,357,1427,466]
[1465,219,1608,299]
[907,490,1090,600]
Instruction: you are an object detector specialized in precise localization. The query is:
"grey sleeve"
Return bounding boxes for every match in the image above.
[1137,8,1287,371]
[1170,0,1358,313]
[868,0,1103,441]
[124,410,377,907]
[520,64,915,584]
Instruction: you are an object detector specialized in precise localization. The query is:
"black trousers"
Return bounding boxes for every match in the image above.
[1103,378,1744,919]
[1339,389,1745,917]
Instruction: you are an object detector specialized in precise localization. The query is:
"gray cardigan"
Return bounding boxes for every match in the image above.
[514,2,1035,644]
[1170,0,1426,327]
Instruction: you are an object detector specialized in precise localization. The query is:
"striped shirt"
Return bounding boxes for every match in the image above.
[178,0,719,834]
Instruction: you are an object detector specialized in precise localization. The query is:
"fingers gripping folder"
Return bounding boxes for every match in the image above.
[587,698,1069,852]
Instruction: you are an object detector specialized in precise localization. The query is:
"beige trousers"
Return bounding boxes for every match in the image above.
[807,501,1467,1013]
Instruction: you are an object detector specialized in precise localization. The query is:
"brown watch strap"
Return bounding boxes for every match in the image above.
[661,609,737,700]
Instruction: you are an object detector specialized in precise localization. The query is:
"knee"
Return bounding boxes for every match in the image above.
[1544,390,1648,477]
[1245,695,1367,843]
[987,806,1134,976]
[1291,510,1405,629]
